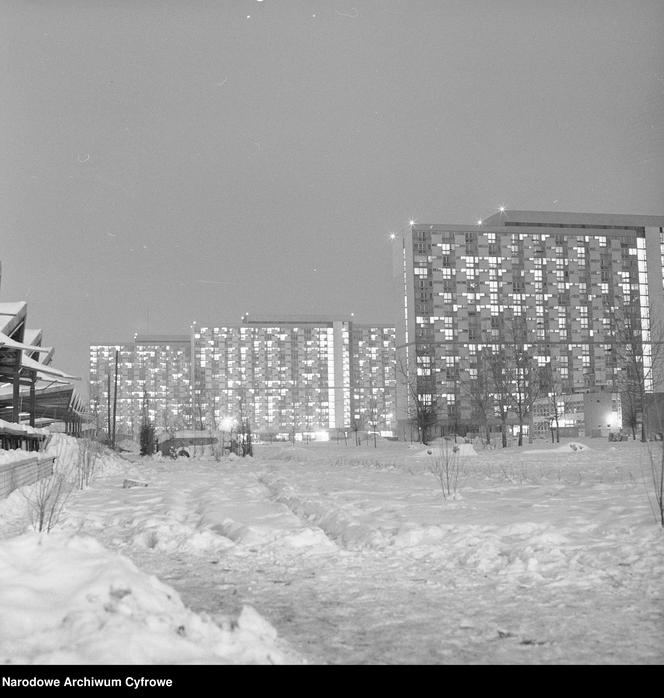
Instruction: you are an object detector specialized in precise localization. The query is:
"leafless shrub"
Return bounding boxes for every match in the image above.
[644,440,664,527]
[75,438,104,489]
[210,432,223,462]
[22,471,73,533]
[427,440,463,500]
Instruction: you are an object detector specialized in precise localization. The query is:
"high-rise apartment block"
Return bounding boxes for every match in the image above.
[193,316,352,436]
[393,210,664,436]
[90,319,396,440]
[350,324,397,433]
[135,335,193,429]
[89,335,191,437]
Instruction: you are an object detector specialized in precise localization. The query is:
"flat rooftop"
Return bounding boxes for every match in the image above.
[483,209,664,228]
[134,334,190,345]
[241,314,351,325]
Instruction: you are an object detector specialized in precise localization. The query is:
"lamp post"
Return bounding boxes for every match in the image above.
[220,416,235,456]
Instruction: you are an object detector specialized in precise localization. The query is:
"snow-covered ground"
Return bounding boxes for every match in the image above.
[1,434,663,664]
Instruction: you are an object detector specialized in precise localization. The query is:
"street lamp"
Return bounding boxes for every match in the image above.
[220,416,236,455]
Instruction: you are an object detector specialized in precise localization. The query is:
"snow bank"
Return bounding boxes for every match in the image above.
[209,517,335,550]
[130,517,236,555]
[0,448,36,466]
[260,475,395,550]
[409,442,477,459]
[260,445,320,463]
[43,433,133,479]
[560,442,590,452]
[0,533,303,664]
[0,418,49,437]
[526,441,593,455]
[117,439,140,454]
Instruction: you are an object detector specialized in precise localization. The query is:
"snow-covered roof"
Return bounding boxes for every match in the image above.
[0,331,51,354]
[0,417,49,437]
[22,328,43,346]
[0,302,27,317]
[19,354,80,381]
[0,381,85,423]
[0,302,27,336]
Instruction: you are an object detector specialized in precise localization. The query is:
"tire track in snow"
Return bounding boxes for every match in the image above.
[195,470,338,553]
[64,459,338,557]
[258,474,392,550]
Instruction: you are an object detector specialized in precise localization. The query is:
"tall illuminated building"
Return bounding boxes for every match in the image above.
[350,324,397,434]
[89,335,191,438]
[91,319,397,441]
[393,210,664,436]
[134,335,193,430]
[192,316,353,437]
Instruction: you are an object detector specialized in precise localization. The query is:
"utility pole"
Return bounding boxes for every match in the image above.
[112,350,119,449]
[107,373,112,445]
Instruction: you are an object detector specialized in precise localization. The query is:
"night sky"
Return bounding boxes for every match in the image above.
[2,0,663,395]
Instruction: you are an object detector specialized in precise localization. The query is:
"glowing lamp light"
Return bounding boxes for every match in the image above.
[409,219,415,226]
[606,412,621,428]
[499,206,505,212]
[477,219,483,225]
[220,416,235,431]
[389,233,396,240]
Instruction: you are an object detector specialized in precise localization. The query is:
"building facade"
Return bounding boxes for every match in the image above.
[90,319,396,440]
[350,323,397,435]
[393,210,664,437]
[192,316,354,438]
[89,335,191,439]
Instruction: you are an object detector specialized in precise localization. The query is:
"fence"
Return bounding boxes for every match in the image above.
[0,432,47,452]
[0,456,56,499]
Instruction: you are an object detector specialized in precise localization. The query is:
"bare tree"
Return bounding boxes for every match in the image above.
[483,345,512,448]
[645,438,664,528]
[479,315,546,447]
[461,347,495,446]
[349,414,365,446]
[609,300,664,442]
[403,362,438,444]
[540,360,565,443]
[414,396,438,445]
[368,394,379,448]
[397,356,439,444]
[642,376,664,526]
[506,346,544,446]
[139,389,155,456]
[241,418,253,457]
[366,373,381,447]
[87,382,105,442]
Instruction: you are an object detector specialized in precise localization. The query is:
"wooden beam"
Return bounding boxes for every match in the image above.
[12,373,20,422]
[29,377,35,427]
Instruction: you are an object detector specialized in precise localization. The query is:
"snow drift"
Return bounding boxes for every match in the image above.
[0,533,303,664]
